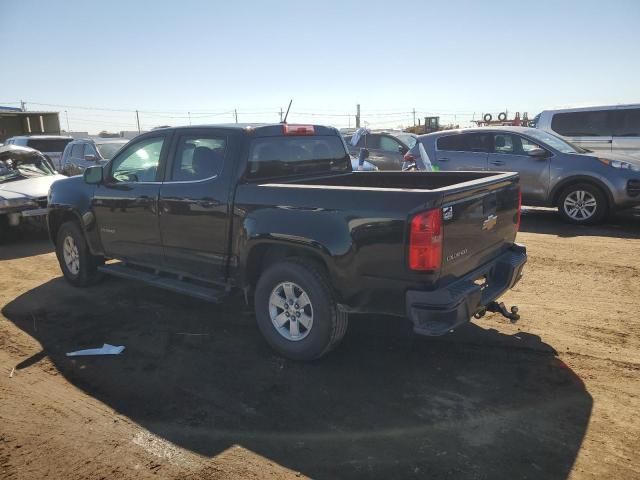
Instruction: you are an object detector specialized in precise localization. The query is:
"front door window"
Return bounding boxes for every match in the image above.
[109,137,164,183]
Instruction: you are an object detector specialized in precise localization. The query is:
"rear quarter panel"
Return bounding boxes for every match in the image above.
[232,182,442,315]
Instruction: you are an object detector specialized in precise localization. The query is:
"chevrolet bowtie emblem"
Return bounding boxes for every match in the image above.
[482,214,498,231]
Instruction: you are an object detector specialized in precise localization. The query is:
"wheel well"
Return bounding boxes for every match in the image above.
[48,210,81,246]
[551,178,612,208]
[245,244,330,289]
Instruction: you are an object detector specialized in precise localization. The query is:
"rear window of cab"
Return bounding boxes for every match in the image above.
[247,136,350,179]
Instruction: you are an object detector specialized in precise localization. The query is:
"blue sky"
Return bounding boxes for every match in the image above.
[1,0,639,132]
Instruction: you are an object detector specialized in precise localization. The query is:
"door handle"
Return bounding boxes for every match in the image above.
[196,199,216,208]
[439,157,450,162]
[490,160,505,166]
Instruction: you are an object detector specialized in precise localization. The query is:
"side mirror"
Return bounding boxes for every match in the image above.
[398,145,408,155]
[527,147,547,158]
[83,165,103,184]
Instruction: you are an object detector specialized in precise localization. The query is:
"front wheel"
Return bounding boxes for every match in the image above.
[557,183,608,225]
[254,258,348,361]
[56,221,104,287]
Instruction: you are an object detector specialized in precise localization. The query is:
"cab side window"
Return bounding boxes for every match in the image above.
[493,134,515,154]
[70,143,84,159]
[493,134,543,155]
[437,134,466,151]
[379,136,400,152]
[109,137,164,183]
[170,136,226,181]
[437,133,489,152]
[354,134,379,149]
[519,136,542,153]
[83,144,97,158]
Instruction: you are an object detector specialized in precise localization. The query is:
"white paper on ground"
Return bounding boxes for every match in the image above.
[66,343,125,357]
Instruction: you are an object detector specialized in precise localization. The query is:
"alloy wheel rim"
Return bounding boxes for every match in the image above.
[62,235,80,275]
[269,282,313,341]
[563,190,597,221]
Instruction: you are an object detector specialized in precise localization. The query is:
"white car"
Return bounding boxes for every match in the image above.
[533,104,640,158]
[0,145,65,229]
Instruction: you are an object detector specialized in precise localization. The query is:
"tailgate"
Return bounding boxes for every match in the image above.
[438,173,520,282]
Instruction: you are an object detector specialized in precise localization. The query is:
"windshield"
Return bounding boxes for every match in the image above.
[26,138,73,153]
[247,136,350,179]
[0,154,56,183]
[395,134,417,149]
[525,129,588,154]
[96,142,126,160]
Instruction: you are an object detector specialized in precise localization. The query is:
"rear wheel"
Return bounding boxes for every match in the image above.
[56,221,104,286]
[558,183,608,225]
[254,258,348,361]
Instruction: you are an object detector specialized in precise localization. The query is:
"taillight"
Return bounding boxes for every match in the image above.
[403,152,415,162]
[283,124,315,136]
[516,188,522,232]
[409,209,442,271]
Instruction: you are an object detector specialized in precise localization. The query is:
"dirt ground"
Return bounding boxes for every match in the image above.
[1,208,639,480]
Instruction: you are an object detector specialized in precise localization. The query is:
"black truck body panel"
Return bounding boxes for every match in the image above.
[48,124,525,324]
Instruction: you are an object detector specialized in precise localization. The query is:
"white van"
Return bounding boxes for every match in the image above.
[533,104,640,158]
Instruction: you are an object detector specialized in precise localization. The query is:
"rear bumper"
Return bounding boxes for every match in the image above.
[406,244,527,336]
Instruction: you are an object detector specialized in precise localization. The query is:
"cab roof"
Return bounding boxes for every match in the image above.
[155,123,341,137]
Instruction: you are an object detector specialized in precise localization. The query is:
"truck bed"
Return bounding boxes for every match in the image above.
[235,169,520,316]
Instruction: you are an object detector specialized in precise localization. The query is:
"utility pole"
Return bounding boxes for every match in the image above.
[135,110,141,134]
[412,108,416,127]
[20,100,26,112]
[279,108,283,122]
[234,109,238,123]
[188,111,192,125]
[355,104,360,129]
[65,110,70,131]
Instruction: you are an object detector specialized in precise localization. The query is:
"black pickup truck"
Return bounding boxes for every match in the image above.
[47,123,526,360]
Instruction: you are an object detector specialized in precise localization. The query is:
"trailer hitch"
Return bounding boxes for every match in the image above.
[474,301,520,323]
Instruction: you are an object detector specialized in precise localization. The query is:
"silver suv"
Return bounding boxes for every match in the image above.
[405,126,640,224]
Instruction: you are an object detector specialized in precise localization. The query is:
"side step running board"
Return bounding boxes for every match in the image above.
[98,262,225,303]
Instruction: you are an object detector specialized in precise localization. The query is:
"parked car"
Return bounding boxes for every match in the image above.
[533,104,640,158]
[4,135,74,171]
[0,145,65,230]
[405,126,640,224]
[48,123,525,360]
[343,131,417,170]
[60,138,129,176]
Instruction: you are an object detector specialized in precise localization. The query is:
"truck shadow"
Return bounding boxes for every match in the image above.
[519,207,640,238]
[3,278,592,480]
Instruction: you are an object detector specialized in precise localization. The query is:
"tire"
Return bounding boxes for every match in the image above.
[55,221,104,287]
[254,258,348,361]
[498,112,507,121]
[557,183,608,225]
[483,113,492,122]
